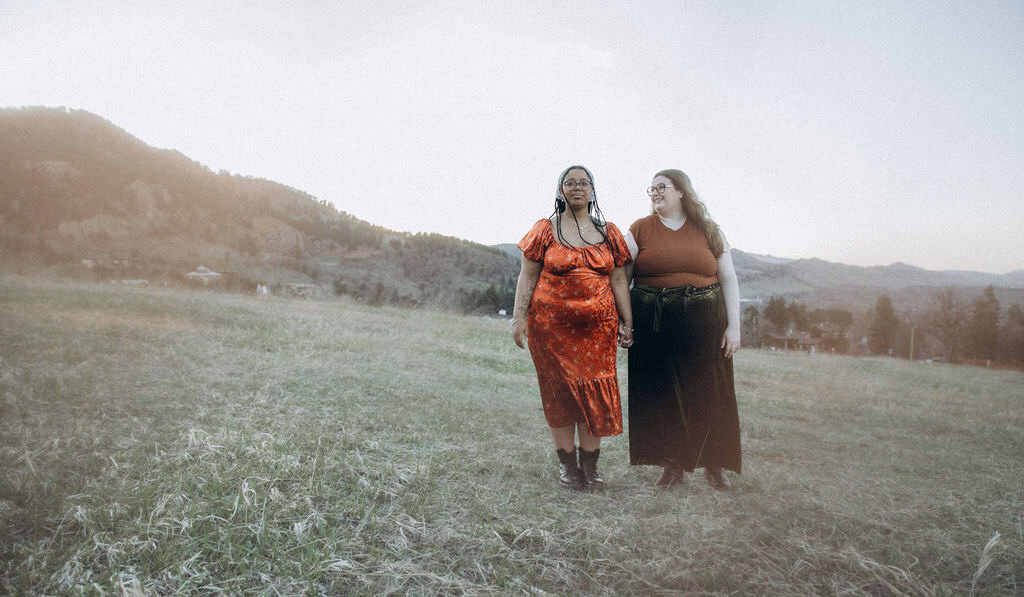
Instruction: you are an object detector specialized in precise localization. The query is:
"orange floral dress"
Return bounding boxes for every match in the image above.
[517,219,632,436]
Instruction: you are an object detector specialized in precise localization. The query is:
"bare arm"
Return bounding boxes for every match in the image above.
[609,265,634,347]
[623,230,638,285]
[717,249,741,358]
[512,255,542,349]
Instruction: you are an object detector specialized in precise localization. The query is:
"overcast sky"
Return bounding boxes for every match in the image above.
[4,0,1023,273]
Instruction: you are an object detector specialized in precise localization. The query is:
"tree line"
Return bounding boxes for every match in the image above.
[743,297,855,353]
[742,286,1024,367]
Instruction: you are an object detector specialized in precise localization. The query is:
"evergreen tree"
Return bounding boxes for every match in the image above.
[928,287,967,363]
[999,304,1024,366]
[1009,304,1024,325]
[763,296,790,330]
[967,285,1000,361]
[868,295,900,354]
[742,305,761,347]
[480,284,500,312]
[788,301,809,332]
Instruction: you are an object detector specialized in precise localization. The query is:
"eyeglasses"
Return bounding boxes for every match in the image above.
[562,180,592,190]
[646,183,672,196]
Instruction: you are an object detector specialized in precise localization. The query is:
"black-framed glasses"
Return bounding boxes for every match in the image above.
[646,183,671,196]
[562,180,592,190]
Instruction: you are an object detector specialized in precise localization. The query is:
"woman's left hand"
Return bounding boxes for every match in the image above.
[721,325,740,358]
[618,322,634,348]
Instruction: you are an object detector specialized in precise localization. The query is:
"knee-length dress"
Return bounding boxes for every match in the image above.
[627,215,741,472]
[518,219,632,436]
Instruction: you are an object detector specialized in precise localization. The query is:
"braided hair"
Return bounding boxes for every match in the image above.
[552,164,608,247]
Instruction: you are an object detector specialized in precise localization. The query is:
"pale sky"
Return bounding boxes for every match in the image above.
[3,0,1023,273]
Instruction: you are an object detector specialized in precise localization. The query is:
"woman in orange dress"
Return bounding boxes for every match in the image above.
[512,165,634,490]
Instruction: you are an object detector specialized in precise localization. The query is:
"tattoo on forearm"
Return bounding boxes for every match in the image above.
[516,279,537,318]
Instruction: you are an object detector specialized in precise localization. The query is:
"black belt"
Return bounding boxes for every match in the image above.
[633,282,720,332]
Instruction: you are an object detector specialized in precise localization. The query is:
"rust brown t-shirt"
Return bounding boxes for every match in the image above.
[629,214,719,288]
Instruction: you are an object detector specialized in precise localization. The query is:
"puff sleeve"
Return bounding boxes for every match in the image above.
[604,222,633,267]
[517,219,552,262]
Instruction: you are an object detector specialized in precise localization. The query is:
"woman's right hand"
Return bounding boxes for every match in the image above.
[512,320,527,349]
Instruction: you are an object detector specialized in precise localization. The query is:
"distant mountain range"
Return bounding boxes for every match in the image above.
[730,251,1024,296]
[496,242,1024,312]
[497,242,1024,291]
[2,106,1021,314]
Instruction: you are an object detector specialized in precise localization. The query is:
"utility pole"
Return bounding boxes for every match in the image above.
[908,306,919,362]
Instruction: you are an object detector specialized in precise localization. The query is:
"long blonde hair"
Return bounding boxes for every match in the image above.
[654,169,724,257]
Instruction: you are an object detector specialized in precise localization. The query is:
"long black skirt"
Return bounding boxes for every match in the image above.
[628,282,741,473]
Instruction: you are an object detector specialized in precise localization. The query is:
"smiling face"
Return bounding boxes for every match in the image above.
[560,168,594,212]
[648,174,683,216]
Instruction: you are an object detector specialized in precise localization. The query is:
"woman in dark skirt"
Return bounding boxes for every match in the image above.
[623,169,741,489]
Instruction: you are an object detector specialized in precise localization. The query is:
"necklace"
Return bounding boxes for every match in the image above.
[564,225,595,237]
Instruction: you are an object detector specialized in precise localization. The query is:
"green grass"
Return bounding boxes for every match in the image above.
[1,277,1022,595]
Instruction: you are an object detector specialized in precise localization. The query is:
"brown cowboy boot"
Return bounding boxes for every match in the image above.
[704,467,731,490]
[656,466,686,488]
[556,448,584,490]
[578,448,604,488]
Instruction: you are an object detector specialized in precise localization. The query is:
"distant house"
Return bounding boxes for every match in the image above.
[185,265,222,285]
[807,323,844,353]
[760,333,803,351]
[761,331,838,353]
[760,322,846,354]
[285,283,319,299]
[797,336,826,353]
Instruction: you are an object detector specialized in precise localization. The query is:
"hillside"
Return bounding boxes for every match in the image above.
[0,107,518,311]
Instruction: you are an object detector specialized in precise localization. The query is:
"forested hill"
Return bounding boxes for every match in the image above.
[0,107,518,311]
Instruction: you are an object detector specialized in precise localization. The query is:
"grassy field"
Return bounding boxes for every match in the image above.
[1,277,1022,596]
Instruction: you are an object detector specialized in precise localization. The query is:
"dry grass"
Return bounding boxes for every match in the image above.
[1,277,1022,595]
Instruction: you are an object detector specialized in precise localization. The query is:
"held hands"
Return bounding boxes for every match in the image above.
[512,319,527,349]
[721,324,740,358]
[618,321,634,348]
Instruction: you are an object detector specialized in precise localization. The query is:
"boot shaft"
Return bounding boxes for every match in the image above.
[578,448,604,488]
[556,448,583,489]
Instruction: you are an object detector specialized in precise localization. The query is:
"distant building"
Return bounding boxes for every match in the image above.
[285,283,319,299]
[185,265,222,285]
[760,329,841,353]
